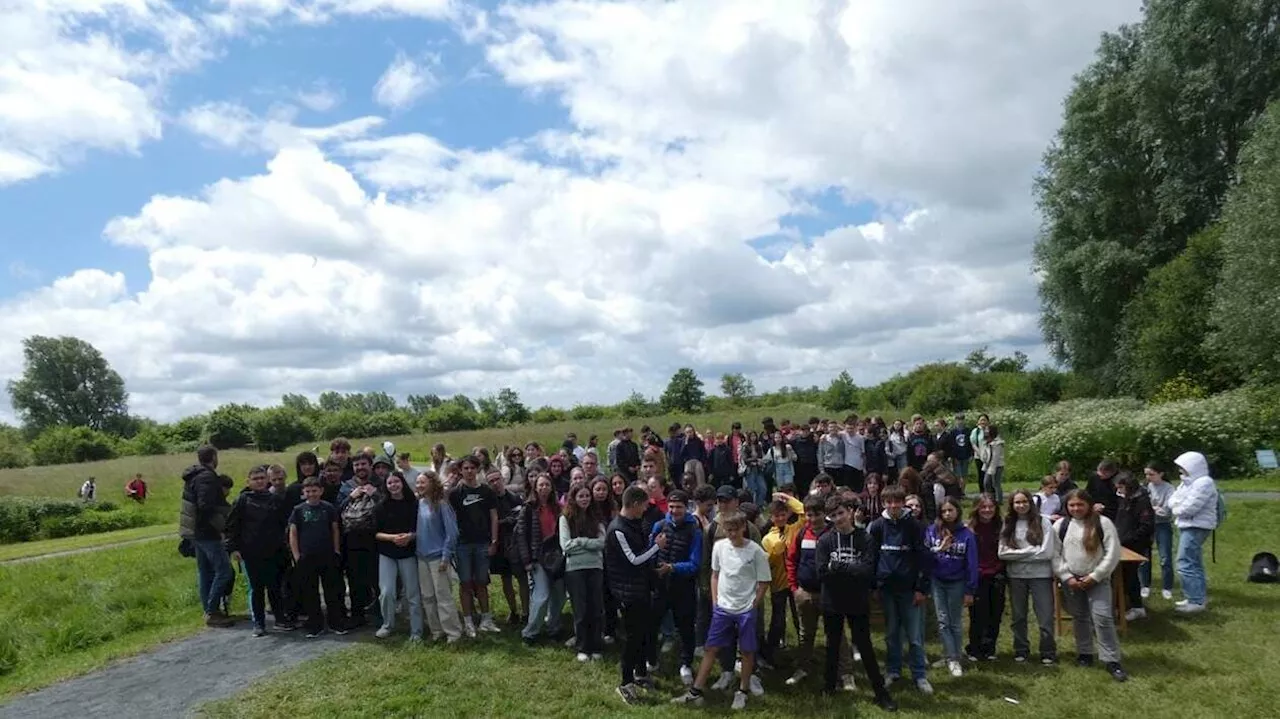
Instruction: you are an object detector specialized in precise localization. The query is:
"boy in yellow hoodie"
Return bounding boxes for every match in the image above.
[761,492,804,667]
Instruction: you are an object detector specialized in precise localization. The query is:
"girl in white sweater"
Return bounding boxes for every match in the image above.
[998,490,1058,665]
[1053,490,1127,682]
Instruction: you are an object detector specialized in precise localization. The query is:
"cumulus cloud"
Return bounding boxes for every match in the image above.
[373,52,440,110]
[0,0,1147,423]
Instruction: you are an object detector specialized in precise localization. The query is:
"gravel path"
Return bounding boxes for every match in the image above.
[0,628,356,719]
[0,534,171,565]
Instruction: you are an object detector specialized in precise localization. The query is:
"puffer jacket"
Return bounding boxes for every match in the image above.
[179,464,229,541]
[224,489,289,559]
[1171,451,1220,531]
[515,500,557,568]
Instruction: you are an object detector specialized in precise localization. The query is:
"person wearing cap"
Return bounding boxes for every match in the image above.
[371,455,394,489]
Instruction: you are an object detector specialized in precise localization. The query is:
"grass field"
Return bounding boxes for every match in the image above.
[196,502,1280,719]
[0,524,176,562]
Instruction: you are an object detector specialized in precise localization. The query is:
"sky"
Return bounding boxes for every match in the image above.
[0,0,1145,424]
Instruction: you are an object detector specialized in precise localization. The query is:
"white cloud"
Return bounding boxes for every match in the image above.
[1,0,1148,423]
[295,84,341,112]
[373,52,440,110]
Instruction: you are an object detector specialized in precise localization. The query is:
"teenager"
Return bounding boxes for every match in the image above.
[561,484,607,661]
[415,471,462,643]
[489,470,530,627]
[1170,451,1219,614]
[1035,475,1062,521]
[289,477,347,638]
[980,427,1006,503]
[765,432,796,491]
[966,494,1005,662]
[790,426,820,497]
[817,496,897,710]
[518,474,568,645]
[999,489,1058,664]
[1053,489,1127,681]
[338,455,381,628]
[448,455,501,636]
[649,489,703,684]
[608,486,669,704]
[925,497,976,677]
[696,486,763,693]
[1141,461,1176,600]
[225,465,293,636]
[760,492,804,670]
[905,418,934,472]
[1114,471,1154,621]
[868,485,932,694]
[373,471,422,641]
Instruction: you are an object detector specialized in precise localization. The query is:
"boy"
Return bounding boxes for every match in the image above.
[289,477,347,638]
[760,493,804,668]
[266,464,288,495]
[448,455,501,636]
[650,490,703,685]
[868,486,932,694]
[607,486,670,704]
[709,433,737,487]
[785,495,851,687]
[225,465,293,636]
[817,496,897,711]
[673,513,771,710]
[1036,475,1062,520]
[692,484,717,531]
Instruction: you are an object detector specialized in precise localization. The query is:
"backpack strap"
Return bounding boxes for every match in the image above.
[1057,518,1105,545]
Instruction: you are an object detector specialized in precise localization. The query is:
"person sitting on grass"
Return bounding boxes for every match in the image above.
[672,511,771,710]
[290,477,348,639]
[225,464,294,637]
[1053,489,1127,682]
[125,473,147,503]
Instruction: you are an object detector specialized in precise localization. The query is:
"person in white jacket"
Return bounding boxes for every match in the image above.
[1169,451,1219,614]
[1053,489,1127,682]
[999,490,1058,665]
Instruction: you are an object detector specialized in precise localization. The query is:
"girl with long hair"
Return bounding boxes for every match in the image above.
[517,474,567,644]
[1053,489,1127,681]
[561,484,607,661]
[965,494,1005,661]
[415,470,462,642]
[1140,461,1175,600]
[925,497,977,677]
[998,489,1057,664]
[374,471,422,641]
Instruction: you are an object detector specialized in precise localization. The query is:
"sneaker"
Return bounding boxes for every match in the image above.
[693,645,704,658]
[984,653,997,661]
[841,674,858,692]
[731,690,748,710]
[590,653,604,661]
[1175,603,1206,614]
[965,653,978,662]
[375,627,392,639]
[680,664,694,686]
[1140,586,1151,599]
[478,615,501,633]
[603,635,616,645]
[647,662,659,674]
[304,629,324,639]
[756,656,775,671]
[671,689,705,706]
[1124,607,1147,621]
[205,611,234,628]
[915,678,933,695]
[853,650,862,662]
[616,684,640,705]
[462,618,477,638]
[1106,661,1129,682]
[885,673,900,688]
[1162,589,1173,600]
[252,626,267,638]
[748,674,764,696]
[634,675,656,691]
[662,639,674,654]
[785,669,808,686]
[1076,654,1095,668]
[734,660,743,675]
[521,635,537,647]
[576,652,590,662]
[408,635,423,644]
[431,632,445,642]
[711,671,735,691]
[1013,652,1028,663]
[446,635,460,645]
[331,627,349,636]
[565,636,578,648]
[947,660,963,677]
[1041,654,1057,666]
[874,692,899,712]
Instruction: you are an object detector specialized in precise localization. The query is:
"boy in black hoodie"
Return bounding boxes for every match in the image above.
[817,496,896,711]
[606,486,670,705]
[225,465,294,636]
[867,485,932,694]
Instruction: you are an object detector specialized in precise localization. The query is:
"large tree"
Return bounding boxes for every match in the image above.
[1034,0,1280,388]
[719,373,755,404]
[660,368,706,413]
[7,336,129,434]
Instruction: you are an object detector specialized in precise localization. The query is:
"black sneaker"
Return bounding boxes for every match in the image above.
[1106,662,1129,682]
[874,692,899,713]
[331,627,350,636]
[634,675,656,691]
[275,621,298,632]
[1076,654,1095,668]
[304,629,324,639]
[522,635,537,647]
[507,611,521,626]
[616,684,640,705]
[252,626,268,638]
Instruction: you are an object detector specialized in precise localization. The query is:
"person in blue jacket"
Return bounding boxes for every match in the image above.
[649,489,704,686]
[868,484,934,695]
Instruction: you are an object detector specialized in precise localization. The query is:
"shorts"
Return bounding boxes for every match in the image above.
[706,605,758,653]
[490,553,526,578]
[455,543,491,586]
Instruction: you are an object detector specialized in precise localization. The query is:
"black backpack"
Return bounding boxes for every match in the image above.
[1057,518,1106,545]
[1248,552,1279,583]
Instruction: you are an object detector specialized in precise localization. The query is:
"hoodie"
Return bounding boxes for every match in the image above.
[787,523,825,593]
[867,510,931,594]
[179,464,229,541]
[997,515,1056,580]
[816,526,876,614]
[224,489,289,559]
[1170,451,1219,531]
[925,523,978,594]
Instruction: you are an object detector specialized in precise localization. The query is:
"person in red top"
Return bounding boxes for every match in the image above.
[125,473,148,503]
[966,494,1006,661]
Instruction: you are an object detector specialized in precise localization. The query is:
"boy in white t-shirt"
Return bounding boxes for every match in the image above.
[672,512,771,710]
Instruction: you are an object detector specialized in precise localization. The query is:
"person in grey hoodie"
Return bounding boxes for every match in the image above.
[1140,461,1176,600]
[998,490,1058,665]
[1170,451,1219,614]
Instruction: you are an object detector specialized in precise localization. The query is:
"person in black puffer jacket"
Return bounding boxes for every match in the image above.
[606,486,669,702]
[180,445,235,627]
[1114,471,1154,620]
[225,465,293,635]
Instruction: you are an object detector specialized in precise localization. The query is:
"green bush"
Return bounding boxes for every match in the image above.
[364,410,414,437]
[0,425,29,469]
[120,428,169,457]
[570,404,608,421]
[0,498,85,543]
[205,405,253,449]
[92,501,118,513]
[249,407,313,451]
[316,410,371,440]
[531,406,568,424]
[39,511,151,539]
[28,426,118,466]
[167,415,207,444]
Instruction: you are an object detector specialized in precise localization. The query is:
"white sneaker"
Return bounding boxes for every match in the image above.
[671,690,704,706]
[748,674,764,696]
[375,627,392,639]
[948,660,963,677]
[462,618,477,638]
[565,636,577,648]
[711,671,735,691]
[1124,608,1147,621]
[1140,587,1151,599]
[603,635,616,645]
[731,690,748,710]
[576,652,589,662]
[647,662,659,674]
[478,616,501,633]
[662,639,674,653]
[841,674,857,692]
[916,678,934,695]
[1162,589,1173,600]
[734,660,743,675]
[885,673,900,688]
[853,650,862,662]
[785,669,807,686]
[1175,602,1206,614]
[680,664,695,686]
[591,653,604,661]
[445,635,460,644]
[693,645,704,658]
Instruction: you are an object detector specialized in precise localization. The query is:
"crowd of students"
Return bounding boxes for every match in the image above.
[177,413,1223,711]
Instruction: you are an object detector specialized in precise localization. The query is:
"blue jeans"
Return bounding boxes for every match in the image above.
[193,539,234,615]
[379,554,424,638]
[1177,527,1211,605]
[1140,523,1175,592]
[522,564,566,639]
[881,588,926,680]
[931,579,966,660]
[744,469,768,506]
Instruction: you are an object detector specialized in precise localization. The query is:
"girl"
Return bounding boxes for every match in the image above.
[740,435,768,506]
[926,498,977,677]
[547,456,571,498]
[610,473,628,505]
[859,474,883,520]
[517,474,567,644]
[1053,490,1127,682]
[560,484,607,661]
[1141,461,1175,600]
[374,471,423,641]
[1115,472,1154,621]
[905,495,925,523]
[966,494,1005,661]
[998,490,1057,665]
[898,467,936,521]
[981,426,1005,503]
[888,420,908,478]
[766,432,796,490]
[590,477,618,523]
[1035,475,1061,521]
[415,471,462,642]
[502,446,528,497]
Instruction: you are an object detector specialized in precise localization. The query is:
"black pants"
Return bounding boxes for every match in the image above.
[276,550,299,621]
[795,463,818,497]
[823,612,886,694]
[243,556,284,629]
[297,555,346,633]
[847,468,865,494]
[619,598,653,686]
[1122,555,1144,609]
[762,588,791,662]
[344,547,378,622]
[603,577,618,638]
[650,582,696,667]
[967,574,1006,657]
[565,569,605,654]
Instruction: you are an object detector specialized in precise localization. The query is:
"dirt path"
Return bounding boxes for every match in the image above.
[0,628,356,719]
[0,534,171,565]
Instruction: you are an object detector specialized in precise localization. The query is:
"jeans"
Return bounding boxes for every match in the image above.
[378,554,423,637]
[823,612,885,694]
[968,574,1005,657]
[417,556,461,639]
[795,588,849,675]
[931,579,966,660]
[1062,578,1121,663]
[522,564,566,639]
[1008,577,1056,658]
[984,467,1004,503]
[193,539,234,615]
[565,569,605,654]
[744,469,768,506]
[1140,523,1175,592]
[242,556,283,630]
[1177,527,1211,605]
[881,588,926,680]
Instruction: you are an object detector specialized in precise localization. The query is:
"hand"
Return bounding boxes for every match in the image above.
[913,591,927,607]
[655,533,669,550]
[657,563,672,576]
[1079,576,1096,590]
[229,551,241,564]
[439,561,449,574]
[1065,577,1080,591]
[1092,503,1105,514]
[963,594,974,607]
[794,588,809,604]
[488,542,498,556]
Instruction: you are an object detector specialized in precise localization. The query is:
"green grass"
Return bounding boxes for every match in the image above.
[0,524,177,562]
[0,540,218,697]
[201,502,1280,719]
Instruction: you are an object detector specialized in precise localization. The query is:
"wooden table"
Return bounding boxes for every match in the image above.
[1054,547,1147,636]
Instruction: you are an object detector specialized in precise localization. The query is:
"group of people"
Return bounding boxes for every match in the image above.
[175,414,1223,711]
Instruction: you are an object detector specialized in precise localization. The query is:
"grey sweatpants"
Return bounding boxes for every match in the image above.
[1009,577,1056,658]
[1061,578,1121,663]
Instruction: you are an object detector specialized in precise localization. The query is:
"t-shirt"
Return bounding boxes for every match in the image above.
[449,482,497,545]
[710,538,772,614]
[289,500,339,559]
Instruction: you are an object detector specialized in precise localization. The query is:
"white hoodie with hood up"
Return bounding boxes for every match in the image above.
[1170,451,1219,531]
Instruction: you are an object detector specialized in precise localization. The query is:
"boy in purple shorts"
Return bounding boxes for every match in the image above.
[672,512,771,710]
